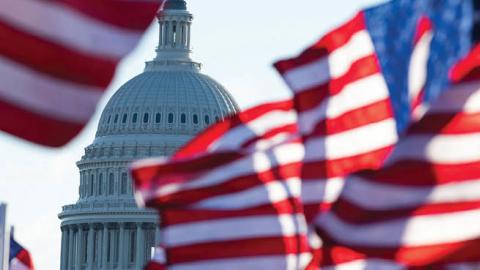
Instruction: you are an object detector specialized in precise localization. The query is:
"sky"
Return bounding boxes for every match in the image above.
[0,1,386,269]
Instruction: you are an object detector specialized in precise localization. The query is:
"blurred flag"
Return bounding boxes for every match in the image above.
[132,0,480,269]
[0,0,161,147]
[274,0,476,222]
[317,44,480,269]
[9,230,34,270]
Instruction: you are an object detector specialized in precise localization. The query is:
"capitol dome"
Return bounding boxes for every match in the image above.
[58,1,238,269]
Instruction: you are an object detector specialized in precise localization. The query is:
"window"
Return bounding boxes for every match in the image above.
[181,113,186,124]
[98,174,103,195]
[90,175,94,196]
[122,114,127,124]
[132,113,138,123]
[107,116,111,124]
[168,113,174,124]
[114,114,119,124]
[193,114,199,124]
[129,231,136,263]
[109,173,115,195]
[155,113,161,123]
[121,173,127,194]
[143,113,149,123]
[215,116,220,122]
[205,115,210,125]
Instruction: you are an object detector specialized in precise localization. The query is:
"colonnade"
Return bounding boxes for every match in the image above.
[60,222,160,270]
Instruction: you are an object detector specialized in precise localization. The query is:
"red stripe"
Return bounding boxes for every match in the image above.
[293,55,381,112]
[167,236,310,264]
[0,19,116,88]
[50,0,160,31]
[319,236,480,267]
[176,100,294,158]
[450,44,480,83]
[333,199,480,225]
[274,12,366,74]
[0,98,84,147]
[16,249,34,269]
[408,112,480,135]
[241,123,298,148]
[132,152,243,189]
[143,162,302,207]
[302,146,393,179]
[361,160,480,186]
[145,261,166,270]
[304,100,393,138]
[161,199,303,226]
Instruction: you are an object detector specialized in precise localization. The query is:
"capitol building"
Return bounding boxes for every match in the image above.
[58,0,238,269]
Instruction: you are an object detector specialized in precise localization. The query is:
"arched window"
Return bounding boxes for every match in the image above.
[193,114,199,124]
[121,173,127,194]
[114,114,119,124]
[109,173,115,195]
[132,113,138,123]
[205,115,210,125]
[181,113,186,124]
[155,113,161,123]
[107,116,111,124]
[122,114,128,124]
[168,113,174,124]
[143,113,149,123]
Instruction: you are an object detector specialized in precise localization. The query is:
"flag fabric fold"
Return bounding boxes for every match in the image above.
[9,231,34,270]
[317,44,480,269]
[0,0,161,146]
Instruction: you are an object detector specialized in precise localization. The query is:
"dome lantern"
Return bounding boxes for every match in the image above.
[147,0,199,72]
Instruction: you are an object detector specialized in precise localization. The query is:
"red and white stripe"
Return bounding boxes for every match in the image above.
[10,249,34,270]
[274,12,397,221]
[316,46,480,269]
[0,0,160,146]
[132,140,312,270]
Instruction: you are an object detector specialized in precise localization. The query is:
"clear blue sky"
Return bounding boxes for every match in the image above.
[0,1,385,269]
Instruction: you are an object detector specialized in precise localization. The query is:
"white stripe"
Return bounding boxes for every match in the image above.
[322,259,405,270]
[304,119,397,161]
[388,132,480,164]
[318,208,480,247]
[0,56,102,123]
[0,0,143,59]
[446,262,480,270]
[299,73,391,134]
[169,255,308,270]
[194,177,301,210]
[428,82,480,114]
[283,30,374,92]
[10,258,31,270]
[408,31,432,107]
[144,142,305,200]
[302,177,344,204]
[164,214,302,247]
[342,176,480,211]
[210,110,297,152]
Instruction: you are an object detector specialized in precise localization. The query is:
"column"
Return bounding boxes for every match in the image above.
[117,223,125,269]
[155,226,161,246]
[60,227,68,270]
[102,224,109,269]
[68,226,75,270]
[135,223,145,269]
[86,225,94,268]
[75,226,84,270]
[186,23,191,49]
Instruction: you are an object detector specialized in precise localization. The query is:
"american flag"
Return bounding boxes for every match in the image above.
[131,0,480,269]
[0,0,161,147]
[9,231,34,270]
[317,45,480,269]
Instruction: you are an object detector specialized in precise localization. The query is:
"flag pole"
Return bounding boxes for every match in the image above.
[0,203,8,270]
